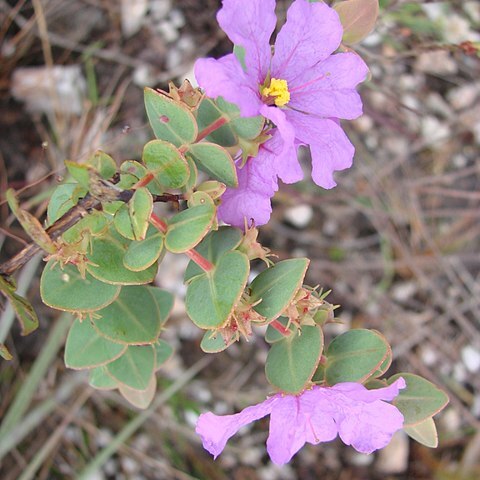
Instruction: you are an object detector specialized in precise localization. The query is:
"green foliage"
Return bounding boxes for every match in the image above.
[64,319,126,369]
[185,251,249,329]
[123,226,164,272]
[41,261,120,312]
[389,373,449,426]
[86,227,158,285]
[144,87,198,146]
[93,286,173,345]
[143,140,190,189]
[324,329,391,384]
[404,417,439,448]
[250,258,309,320]
[165,202,216,253]
[266,325,323,393]
[334,0,379,45]
[185,143,237,187]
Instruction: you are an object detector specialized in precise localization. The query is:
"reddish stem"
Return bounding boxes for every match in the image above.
[132,172,155,189]
[185,249,214,273]
[269,319,291,337]
[150,213,168,234]
[196,116,228,142]
[150,213,214,273]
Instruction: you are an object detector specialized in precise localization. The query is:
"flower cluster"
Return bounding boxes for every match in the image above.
[195,0,368,227]
[196,378,406,465]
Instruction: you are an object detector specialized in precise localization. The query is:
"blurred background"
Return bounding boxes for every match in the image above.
[1,0,479,478]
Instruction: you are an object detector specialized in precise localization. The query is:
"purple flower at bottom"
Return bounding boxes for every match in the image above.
[196,378,406,465]
[195,0,368,196]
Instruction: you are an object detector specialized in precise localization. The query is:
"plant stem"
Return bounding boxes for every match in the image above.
[149,213,214,272]
[269,319,291,337]
[132,172,155,189]
[196,116,228,142]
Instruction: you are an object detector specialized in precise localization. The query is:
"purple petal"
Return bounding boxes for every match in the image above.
[267,396,308,465]
[332,378,407,403]
[262,130,303,184]
[217,0,276,83]
[194,55,262,117]
[271,0,343,84]
[289,53,369,119]
[218,152,279,228]
[286,112,355,188]
[196,396,277,459]
[260,105,295,156]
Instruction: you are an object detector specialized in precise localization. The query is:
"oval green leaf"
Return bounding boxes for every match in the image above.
[65,319,126,369]
[325,329,390,385]
[144,87,198,146]
[250,258,309,320]
[106,344,155,390]
[404,417,438,448]
[87,227,158,285]
[88,366,119,390]
[334,0,379,45]
[41,261,120,312]
[165,203,215,253]
[389,373,449,426]
[154,339,174,370]
[118,375,157,409]
[93,286,173,345]
[185,143,237,187]
[142,139,190,189]
[186,250,249,329]
[266,325,324,393]
[200,331,235,353]
[123,226,164,272]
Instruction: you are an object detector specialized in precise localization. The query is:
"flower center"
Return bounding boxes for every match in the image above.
[261,78,290,107]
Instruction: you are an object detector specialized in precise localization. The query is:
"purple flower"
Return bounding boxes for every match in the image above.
[218,130,302,227]
[195,0,369,224]
[196,378,406,465]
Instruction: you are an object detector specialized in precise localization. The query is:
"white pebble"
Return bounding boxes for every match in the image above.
[461,345,480,372]
[284,204,313,228]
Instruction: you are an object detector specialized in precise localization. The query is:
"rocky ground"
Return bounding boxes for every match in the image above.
[1,1,480,479]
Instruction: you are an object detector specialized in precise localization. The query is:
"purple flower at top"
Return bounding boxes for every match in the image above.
[196,378,406,465]
[194,0,369,226]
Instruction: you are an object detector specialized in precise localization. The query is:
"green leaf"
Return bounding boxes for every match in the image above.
[404,417,438,448]
[165,203,216,253]
[123,226,164,272]
[154,339,173,370]
[0,344,13,360]
[88,366,119,390]
[144,87,198,146]
[129,188,153,240]
[41,260,121,312]
[142,140,190,189]
[114,203,137,240]
[389,373,449,426]
[65,161,91,189]
[63,210,108,244]
[266,325,323,393]
[118,375,157,409]
[216,98,265,140]
[87,227,158,285]
[93,286,173,345]
[184,226,243,282]
[250,258,309,320]
[185,143,237,187]
[0,275,39,335]
[186,250,249,329]
[87,151,117,179]
[325,329,390,385]
[106,345,155,390]
[65,319,126,369]
[47,183,81,225]
[196,98,237,147]
[200,331,235,353]
[334,0,379,45]
[6,189,55,253]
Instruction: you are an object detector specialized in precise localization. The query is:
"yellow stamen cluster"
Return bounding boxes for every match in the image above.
[261,78,290,107]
